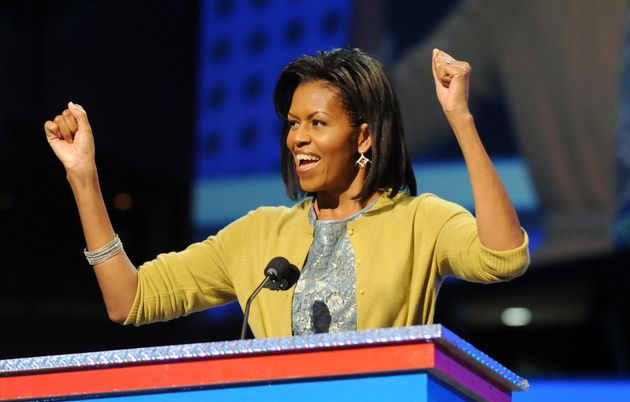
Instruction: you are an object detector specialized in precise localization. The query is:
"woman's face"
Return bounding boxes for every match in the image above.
[286,81,368,196]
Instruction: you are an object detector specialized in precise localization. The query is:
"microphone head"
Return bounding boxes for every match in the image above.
[263,257,300,291]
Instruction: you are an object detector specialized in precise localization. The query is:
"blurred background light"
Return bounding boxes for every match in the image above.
[501,307,532,327]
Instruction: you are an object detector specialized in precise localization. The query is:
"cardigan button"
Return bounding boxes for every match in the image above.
[359,289,365,295]
[348,228,354,235]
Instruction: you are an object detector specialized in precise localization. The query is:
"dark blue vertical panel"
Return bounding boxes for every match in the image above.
[195,0,351,180]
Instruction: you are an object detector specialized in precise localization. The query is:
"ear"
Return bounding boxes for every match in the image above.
[357,123,372,153]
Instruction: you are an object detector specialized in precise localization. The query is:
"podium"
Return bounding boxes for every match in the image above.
[0,325,528,401]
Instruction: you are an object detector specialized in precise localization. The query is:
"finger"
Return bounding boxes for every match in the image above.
[436,50,470,76]
[436,61,469,88]
[434,48,465,68]
[54,115,73,143]
[435,48,459,66]
[441,75,453,87]
[435,52,454,65]
[433,48,449,94]
[67,101,91,131]
[433,49,458,85]
[44,120,61,140]
[458,61,471,75]
[431,48,439,82]
[61,108,79,133]
[434,61,455,88]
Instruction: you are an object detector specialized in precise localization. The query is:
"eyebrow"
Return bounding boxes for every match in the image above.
[287,110,330,119]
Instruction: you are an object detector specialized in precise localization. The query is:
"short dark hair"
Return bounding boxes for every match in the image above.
[273,48,417,201]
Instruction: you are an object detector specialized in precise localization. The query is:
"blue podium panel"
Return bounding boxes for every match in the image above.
[87,373,470,402]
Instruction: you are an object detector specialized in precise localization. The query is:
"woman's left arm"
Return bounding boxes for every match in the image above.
[432,49,524,250]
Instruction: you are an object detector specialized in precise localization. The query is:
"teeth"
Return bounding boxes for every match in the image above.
[296,154,320,161]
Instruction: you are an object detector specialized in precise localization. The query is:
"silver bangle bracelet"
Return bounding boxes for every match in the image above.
[84,234,123,266]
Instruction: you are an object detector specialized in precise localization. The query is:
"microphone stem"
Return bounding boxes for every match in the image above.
[240,276,272,340]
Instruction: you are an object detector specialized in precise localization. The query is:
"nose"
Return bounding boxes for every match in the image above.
[288,124,311,149]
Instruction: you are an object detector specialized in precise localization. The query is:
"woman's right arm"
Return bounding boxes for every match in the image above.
[45,102,137,323]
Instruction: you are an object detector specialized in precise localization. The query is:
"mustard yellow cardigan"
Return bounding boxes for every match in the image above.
[124,192,529,338]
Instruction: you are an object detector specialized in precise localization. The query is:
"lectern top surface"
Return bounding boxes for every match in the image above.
[0,324,528,391]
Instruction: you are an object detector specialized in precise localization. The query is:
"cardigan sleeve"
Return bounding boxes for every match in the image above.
[427,195,530,282]
[124,212,254,326]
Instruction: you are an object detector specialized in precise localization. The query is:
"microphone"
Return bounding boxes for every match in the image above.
[263,256,300,290]
[240,257,300,339]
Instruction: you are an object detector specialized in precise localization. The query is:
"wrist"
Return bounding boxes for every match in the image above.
[444,108,473,120]
[445,110,474,128]
[66,162,99,189]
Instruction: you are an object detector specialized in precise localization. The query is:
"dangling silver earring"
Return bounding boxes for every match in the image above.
[355,152,371,168]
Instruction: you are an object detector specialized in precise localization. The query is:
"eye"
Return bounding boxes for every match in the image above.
[287,120,299,128]
[312,119,326,127]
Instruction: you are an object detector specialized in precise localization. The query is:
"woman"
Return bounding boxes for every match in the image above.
[44,48,529,338]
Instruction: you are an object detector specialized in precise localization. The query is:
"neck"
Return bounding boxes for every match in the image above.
[314,190,381,220]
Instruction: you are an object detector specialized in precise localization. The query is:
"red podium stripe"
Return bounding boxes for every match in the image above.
[1,343,435,400]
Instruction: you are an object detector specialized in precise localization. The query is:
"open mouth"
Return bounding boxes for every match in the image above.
[296,153,321,172]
